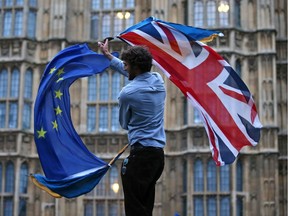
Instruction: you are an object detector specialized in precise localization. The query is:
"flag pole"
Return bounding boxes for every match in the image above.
[108,144,129,166]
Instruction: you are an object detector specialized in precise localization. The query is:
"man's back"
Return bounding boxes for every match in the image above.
[118,72,166,148]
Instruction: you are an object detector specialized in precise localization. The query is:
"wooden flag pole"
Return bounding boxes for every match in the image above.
[108,144,129,166]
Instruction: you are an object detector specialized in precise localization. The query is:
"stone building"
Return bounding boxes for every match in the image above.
[0,0,286,215]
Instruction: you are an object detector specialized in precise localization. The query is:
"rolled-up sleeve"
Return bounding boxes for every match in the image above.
[110,57,128,77]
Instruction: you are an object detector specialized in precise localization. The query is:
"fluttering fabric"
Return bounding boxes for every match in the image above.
[31,44,119,198]
[117,17,262,166]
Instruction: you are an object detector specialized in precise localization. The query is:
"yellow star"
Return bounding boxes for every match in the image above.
[51,120,58,130]
[57,67,65,77]
[56,77,64,83]
[55,90,63,99]
[37,127,47,138]
[49,67,57,74]
[54,106,63,115]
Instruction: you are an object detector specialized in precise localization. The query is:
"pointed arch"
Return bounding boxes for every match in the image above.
[10,67,20,98]
[5,161,15,192]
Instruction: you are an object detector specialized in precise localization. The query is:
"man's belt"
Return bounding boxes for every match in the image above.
[130,142,163,151]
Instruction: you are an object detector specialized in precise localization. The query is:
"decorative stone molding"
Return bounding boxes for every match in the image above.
[27,41,37,57]
[1,42,10,57]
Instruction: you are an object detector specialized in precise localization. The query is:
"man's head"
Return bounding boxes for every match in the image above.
[121,46,153,80]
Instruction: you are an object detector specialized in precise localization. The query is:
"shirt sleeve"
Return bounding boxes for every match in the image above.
[118,90,131,130]
[110,56,128,77]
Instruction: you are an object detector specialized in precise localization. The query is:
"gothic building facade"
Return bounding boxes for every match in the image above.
[0,0,286,216]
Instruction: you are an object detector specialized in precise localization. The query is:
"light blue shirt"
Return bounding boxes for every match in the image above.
[110,57,166,148]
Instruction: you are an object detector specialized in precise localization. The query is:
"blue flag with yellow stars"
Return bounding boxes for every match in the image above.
[31,44,118,198]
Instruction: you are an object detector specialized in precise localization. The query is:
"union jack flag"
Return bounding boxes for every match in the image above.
[118,17,262,166]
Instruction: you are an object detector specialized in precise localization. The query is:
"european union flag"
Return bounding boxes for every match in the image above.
[31,44,121,198]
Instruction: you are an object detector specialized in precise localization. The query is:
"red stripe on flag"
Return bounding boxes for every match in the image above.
[219,86,248,104]
[203,116,221,166]
[156,22,182,55]
[251,103,257,123]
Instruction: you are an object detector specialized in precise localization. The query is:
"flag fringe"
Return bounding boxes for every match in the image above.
[200,33,222,43]
[30,175,62,198]
[30,144,129,198]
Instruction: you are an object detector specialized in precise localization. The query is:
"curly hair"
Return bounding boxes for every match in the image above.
[121,46,153,73]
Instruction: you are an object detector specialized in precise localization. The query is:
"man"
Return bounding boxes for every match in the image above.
[98,39,166,216]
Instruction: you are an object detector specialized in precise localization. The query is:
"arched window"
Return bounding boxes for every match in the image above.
[125,12,134,29]
[9,102,18,128]
[88,75,97,101]
[10,68,20,98]
[24,69,33,99]
[114,13,123,35]
[236,160,243,191]
[103,0,111,9]
[218,0,230,26]
[5,0,13,6]
[171,4,178,23]
[27,10,37,38]
[194,196,204,215]
[207,159,217,191]
[237,196,243,216]
[109,166,119,195]
[207,0,216,26]
[19,163,28,215]
[193,108,202,124]
[91,15,99,40]
[4,198,14,216]
[194,159,204,191]
[0,102,5,128]
[19,163,28,193]
[126,0,135,8]
[99,105,108,132]
[235,0,241,27]
[84,201,93,216]
[183,97,187,125]
[23,69,33,129]
[14,10,23,36]
[102,14,111,39]
[96,202,105,215]
[194,0,204,27]
[114,0,122,9]
[96,174,107,196]
[220,196,230,216]
[111,105,119,131]
[220,165,230,191]
[207,196,217,216]
[235,59,242,77]
[5,161,14,192]
[22,103,31,129]
[3,11,12,37]
[29,0,37,7]
[100,72,109,101]
[87,105,96,132]
[182,159,187,193]
[109,202,118,215]
[0,163,2,192]
[0,68,8,98]
[236,160,243,216]
[111,72,121,100]
[16,0,24,5]
[91,0,100,9]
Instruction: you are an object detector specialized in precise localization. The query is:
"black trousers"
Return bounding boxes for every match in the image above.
[121,144,164,216]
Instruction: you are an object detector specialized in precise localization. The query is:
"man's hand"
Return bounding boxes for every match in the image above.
[98,39,114,60]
